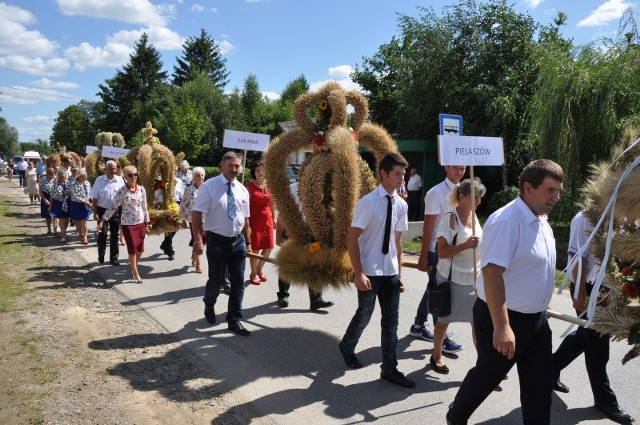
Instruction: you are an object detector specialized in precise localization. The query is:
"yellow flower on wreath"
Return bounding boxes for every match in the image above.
[308,242,321,253]
[317,99,328,111]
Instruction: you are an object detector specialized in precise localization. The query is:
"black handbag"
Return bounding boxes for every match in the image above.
[427,213,458,317]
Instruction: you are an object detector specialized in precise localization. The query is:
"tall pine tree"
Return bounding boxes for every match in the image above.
[96,33,167,140]
[172,29,230,89]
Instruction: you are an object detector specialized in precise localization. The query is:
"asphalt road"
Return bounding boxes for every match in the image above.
[10,177,637,424]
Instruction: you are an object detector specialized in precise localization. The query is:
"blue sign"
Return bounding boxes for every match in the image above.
[439,114,463,136]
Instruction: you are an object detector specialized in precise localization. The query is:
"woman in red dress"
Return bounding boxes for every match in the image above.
[246,160,275,285]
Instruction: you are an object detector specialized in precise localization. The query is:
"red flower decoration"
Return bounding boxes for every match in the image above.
[149,219,156,225]
[167,215,175,222]
[351,130,358,142]
[313,132,325,146]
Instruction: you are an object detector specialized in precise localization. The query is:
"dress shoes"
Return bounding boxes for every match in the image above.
[446,409,467,425]
[310,299,334,310]
[380,368,415,388]
[430,355,450,374]
[553,378,570,393]
[278,297,289,308]
[223,284,231,295]
[167,253,174,261]
[228,321,250,336]
[339,343,362,368]
[204,305,216,324]
[595,403,635,424]
[110,259,120,266]
[98,255,105,264]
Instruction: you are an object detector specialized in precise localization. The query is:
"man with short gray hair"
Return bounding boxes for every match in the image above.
[90,160,125,265]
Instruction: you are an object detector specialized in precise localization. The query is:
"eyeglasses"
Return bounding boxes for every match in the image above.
[127,173,138,178]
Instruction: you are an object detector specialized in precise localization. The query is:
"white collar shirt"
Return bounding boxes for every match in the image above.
[477,196,556,314]
[423,177,456,252]
[351,184,408,276]
[567,211,598,284]
[192,173,249,237]
[407,174,423,191]
[89,174,125,209]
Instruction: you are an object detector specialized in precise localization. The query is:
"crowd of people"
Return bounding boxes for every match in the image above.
[7,149,634,425]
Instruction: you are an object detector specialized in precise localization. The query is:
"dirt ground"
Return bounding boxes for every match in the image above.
[0,178,261,425]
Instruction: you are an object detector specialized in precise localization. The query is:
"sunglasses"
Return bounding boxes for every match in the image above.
[127,173,138,178]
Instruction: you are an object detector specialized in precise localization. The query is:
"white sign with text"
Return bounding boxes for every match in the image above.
[223,129,270,152]
[101,146,130,159]
[85,145,98,154]
[438,135,504,166]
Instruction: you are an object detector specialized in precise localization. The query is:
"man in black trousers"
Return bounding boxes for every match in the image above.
[552,211,634,424]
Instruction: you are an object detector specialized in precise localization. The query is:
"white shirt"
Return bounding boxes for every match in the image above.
[155,177,185,203]
[90,174,125,209]
[192,173,249,237]
[436,210,482,286]
[407,174,423,191]
[423,177,456,252]
[17,160,28,171]
[477,196,556,314]
[351,184,408,276]
[567,211,598,284]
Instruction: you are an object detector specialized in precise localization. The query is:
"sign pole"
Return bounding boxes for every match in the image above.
[470,164,478,296]
[242,149,247,184]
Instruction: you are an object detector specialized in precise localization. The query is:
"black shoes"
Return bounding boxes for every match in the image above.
[430,355,449,374]
[98,254,104,264]
[553,378,570,393]
[595,403,635,424]
[228,321,250,336]
[167,253,174,261]
[204,305,216,324]
[278,297,289,308]
[446,409,467,425]
[110,259,120,266]
[223,284,231,295]
[339,343,363,368]
[380,368,416,388]
[310,299,334,310]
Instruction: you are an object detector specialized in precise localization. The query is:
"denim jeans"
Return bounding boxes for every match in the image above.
[340,274,400,373]
[414,251,439,326]
[203,233,247,324]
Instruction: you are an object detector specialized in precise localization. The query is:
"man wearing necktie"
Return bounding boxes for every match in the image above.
[339,152,415,388]
[191,151,252,336]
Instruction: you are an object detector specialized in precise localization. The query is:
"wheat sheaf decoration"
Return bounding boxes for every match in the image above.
[123,122,180,235]
[576,126,640,365]
[264,82,397,292]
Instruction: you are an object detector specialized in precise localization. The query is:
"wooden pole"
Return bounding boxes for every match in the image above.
[470,165,478,297]
[241,149,247,184]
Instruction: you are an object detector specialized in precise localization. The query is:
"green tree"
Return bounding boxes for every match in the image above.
[0,117,19,156]
[96,33,167,140]
[20,139,52,156]
[241,74,265,133]
[172,28,230,88]
[50,104,94,154]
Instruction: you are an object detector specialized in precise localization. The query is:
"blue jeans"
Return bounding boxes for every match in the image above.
[340,275,400,373]
[414,251,439,326]
[203,233,247,324]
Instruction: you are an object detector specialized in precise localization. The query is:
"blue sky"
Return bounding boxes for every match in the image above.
[0,0,636,143]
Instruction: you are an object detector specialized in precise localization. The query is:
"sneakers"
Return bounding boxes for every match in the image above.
[409,324,434,342]
[442,335,463,354]
[380,368,416,388]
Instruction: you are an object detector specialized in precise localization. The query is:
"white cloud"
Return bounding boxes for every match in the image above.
[577,0,631,27]
[309,78,362,93]
[263,91,280,101]
[190,4,218,13]
[109,26,184,50]
[64,41,132,70]
[32,78,79,90]
[0,3,58,57]
[0,85,75,106]
[23,115,54,124]
[58,0,169,26]
[18,126,53,141]
[328,65,353,79]
[523,0,545,8]
[0,55,69,76]
[218,39,235,55]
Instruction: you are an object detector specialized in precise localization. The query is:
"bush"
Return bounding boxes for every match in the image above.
[486,185,519,214]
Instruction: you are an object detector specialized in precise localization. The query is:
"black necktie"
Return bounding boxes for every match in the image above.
[382,195,392,255]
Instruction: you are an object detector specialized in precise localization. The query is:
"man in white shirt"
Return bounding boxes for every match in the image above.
[411,165,465,353]
[406,168,423,221]
[17,157,28,187]
[338,152,415,388]
[192,152,252,336]
[90,160,125,265]
[447,159,564,425]
[552,211,634,424]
